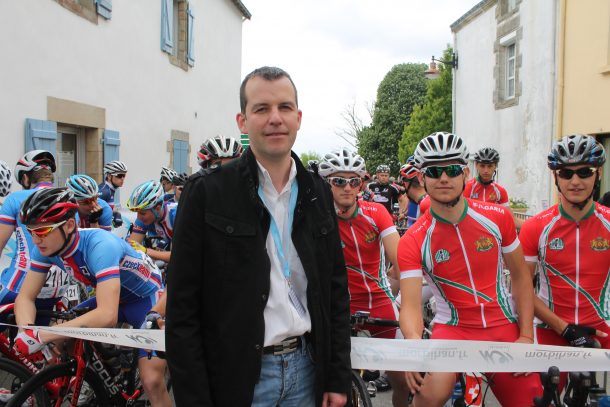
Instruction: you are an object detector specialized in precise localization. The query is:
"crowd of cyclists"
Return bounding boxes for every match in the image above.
[0,129,608,406]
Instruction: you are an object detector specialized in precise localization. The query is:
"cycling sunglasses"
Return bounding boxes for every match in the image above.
[556,167,597,180]
[26,220,67,238]
[113,173,126,179]
[423,164,467,179]
[328,176,363,188]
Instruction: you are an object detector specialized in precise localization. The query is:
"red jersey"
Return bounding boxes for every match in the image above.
[519,203,610,327]
[398,199,519,328]
[338,200,397,312]
[464,178,509,206]
[419,195,431,215]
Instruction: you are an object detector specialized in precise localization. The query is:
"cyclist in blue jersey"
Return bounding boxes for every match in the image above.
[0,161,11,198]
[99,160,127,228]
[127,181,176,263]
[0,151,64,314]
[98,160,127,210]
[398,160,429,227]
[66,174,113,231]
[14,187,171,407]
[159,167,177,203]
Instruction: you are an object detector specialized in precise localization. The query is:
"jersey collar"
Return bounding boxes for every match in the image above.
[558,201,595,222]
[105,180,116,191]
[60,229,81,258]
[430,198,469,225]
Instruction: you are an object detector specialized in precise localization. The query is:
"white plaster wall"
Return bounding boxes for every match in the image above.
[0,0,244,194]
[454,0,557,214]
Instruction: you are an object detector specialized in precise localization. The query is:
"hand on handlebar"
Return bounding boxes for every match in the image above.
[561,324,606,348]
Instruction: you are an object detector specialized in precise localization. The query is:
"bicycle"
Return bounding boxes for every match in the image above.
[534,366,609,407]
[350,311,403,407]
[6,308,164,407]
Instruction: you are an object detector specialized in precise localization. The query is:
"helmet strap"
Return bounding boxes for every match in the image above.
[50,224,77,258]
[335,200,358,219]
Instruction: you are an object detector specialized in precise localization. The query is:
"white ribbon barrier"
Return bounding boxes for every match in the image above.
[1,324,165,352]
[4,324,610,372]
[351,337,610,372]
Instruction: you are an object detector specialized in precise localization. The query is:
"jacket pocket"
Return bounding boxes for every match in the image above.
[204,213,257,281]
[313,216,335,238]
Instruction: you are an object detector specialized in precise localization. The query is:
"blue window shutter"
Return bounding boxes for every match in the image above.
[187,6,195,66]
[160,0,174,54]
[173,139,189,173]
[25,119,57,158]
[96,0,112,19]
[102,130,121,205]
[102,130,120,164]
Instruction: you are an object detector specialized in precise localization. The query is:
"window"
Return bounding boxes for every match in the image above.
[54,0,111,23]
[168,130,191,174]
[161,0,195,70]
[506,43,516,99]
[56,125,86,187]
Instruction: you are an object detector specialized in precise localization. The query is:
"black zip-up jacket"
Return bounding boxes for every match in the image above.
[166,148,351,406]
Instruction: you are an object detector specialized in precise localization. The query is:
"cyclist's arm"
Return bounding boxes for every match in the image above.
[0,224,14,254]
[381,231,400,279]
[38,279,121,343]
[504,245,535,341]
[129,231,145,244]
[15,268,47,326]
[145,247,171,263]
[399,277,423,339]
[151,290,167,317]
[398,193,408,215]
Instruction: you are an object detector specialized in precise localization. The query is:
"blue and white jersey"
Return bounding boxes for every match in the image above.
[406,201,420,228]
[98,181,116,210]
[0,182,53,292]
[29,229,162,303]
[78,198,113,231]
[163,193,175,203]
[132,202,177,244]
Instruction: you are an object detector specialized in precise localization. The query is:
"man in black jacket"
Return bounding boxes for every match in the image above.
[166,66,351,406]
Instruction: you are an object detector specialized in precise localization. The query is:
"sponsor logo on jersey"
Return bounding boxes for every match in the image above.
[364,231,377,244]
[488,193,497,202]
[471,193,479,199]
[435,249,450,263]
[549,238,564,251]
[590,237,609,252]
[475,236,494,252]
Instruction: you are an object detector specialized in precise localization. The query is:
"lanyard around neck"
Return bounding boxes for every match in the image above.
[257,181,299,279]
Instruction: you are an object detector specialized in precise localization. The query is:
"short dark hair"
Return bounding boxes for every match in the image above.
[29,168,54,184]
[239,66,298,113]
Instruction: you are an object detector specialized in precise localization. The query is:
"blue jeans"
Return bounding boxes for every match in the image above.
[252,338,316,407]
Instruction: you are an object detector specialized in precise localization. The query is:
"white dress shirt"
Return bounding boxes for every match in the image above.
[257,159,312,346]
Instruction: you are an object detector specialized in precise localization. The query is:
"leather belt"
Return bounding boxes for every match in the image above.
[263,335,304,356]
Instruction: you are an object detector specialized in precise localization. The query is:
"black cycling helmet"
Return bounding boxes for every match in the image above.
[172,173,189,187]
[548,134,606,170]
[19,187,78,226]
[473,147,500,164]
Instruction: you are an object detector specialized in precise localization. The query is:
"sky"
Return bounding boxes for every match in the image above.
[240,0,481,157]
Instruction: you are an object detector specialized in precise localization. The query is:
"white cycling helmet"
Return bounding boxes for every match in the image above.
[0,161,12,197]
[160,166,178,183]
[65,174,99,201]
[197,136,243,167]
[127,180,165,211]
[319,148,367,177]
[103,160,127,176]
[413,132,469,168]
[15,150,56,187]
[548,134,606,170]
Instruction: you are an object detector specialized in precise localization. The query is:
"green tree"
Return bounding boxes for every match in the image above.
[398,47,454,162]
[299,151,321,166]
[358,63,428,175]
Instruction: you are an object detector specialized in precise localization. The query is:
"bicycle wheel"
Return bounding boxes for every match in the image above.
[6,361,111,407]
[350,370,373,407]
[0,357,48,406]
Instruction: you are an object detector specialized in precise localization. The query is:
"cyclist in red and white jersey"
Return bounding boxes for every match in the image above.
[398,132,540,407]
[319,148,409,407]
[520,134,610,351]
[464,147,509,205]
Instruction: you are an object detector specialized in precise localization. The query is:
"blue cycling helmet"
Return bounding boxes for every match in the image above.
[548,134,606,170]
[126,180,164,211]
[65,174,99,201]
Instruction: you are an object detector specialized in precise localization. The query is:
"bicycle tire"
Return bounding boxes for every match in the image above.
[350,370,373,407]
[6,361,111,407]
[0,357,48,406]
